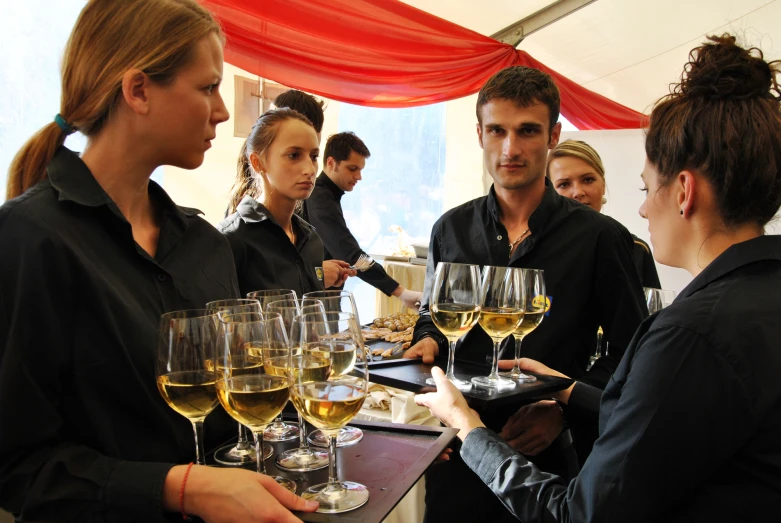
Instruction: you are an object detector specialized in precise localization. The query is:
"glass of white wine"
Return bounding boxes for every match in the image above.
[205,298,263,466]
[499,268,545,382]
[246,289,300,442]
[643,287,677,314]
[426,262,481,391]
[215,311,296,492]
[291,311,370,513]
[156,309,219,465]
[472,266,525,390]
[301,291,364,448]
[266,298,330,472]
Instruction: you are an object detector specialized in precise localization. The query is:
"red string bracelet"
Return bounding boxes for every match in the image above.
[180,462,194,520]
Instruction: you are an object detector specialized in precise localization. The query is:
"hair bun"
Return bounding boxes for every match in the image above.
[679,34,778,101]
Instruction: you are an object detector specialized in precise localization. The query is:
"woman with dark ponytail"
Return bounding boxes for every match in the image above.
[415,34,781,522]
[219,108,354,297]
[0,1,318,521]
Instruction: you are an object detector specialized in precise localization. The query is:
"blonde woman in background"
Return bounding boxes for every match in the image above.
[547,140,661,288]
[0,1,317,521]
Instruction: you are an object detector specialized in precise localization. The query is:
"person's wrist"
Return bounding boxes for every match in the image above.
[391,285,404,298]
[455,414,485,441]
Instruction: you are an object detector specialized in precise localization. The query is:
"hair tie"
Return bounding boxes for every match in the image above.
[54,114,76,135]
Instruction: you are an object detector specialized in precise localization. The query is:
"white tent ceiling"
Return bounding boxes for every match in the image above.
[402,0,781,114]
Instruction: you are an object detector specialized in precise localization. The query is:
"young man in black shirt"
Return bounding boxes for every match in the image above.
[304,132,423,309]
[405,66,647,522]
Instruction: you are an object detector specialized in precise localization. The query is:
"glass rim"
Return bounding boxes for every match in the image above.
[160,308,214,320]
[292,311,356,323]
[217,310,282,324]
[301,290,353,298]
[206,298,260,308]
[246,289,297,298]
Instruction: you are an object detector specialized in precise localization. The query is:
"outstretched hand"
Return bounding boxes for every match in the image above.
[414,366,485,441]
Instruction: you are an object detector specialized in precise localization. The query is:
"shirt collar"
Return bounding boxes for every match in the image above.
[47,146,201,226]
[235,194,316,238]
[679,235,781,299]
[317,171,344,199]
[486,177,561,233]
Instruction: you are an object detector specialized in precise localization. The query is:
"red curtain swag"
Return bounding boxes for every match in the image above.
[201,0,647,130]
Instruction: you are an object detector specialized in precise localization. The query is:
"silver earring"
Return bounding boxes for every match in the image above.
[601,196,607,205]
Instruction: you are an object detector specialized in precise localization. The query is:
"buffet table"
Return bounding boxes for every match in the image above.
[374,257,427,317]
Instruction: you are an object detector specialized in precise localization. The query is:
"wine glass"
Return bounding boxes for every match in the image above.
[644,287,677,314]
[472,266,524,390]
[246,289,300,442]
[205,298,262,466]
[266,298,330,471]
[586,327,608,371]
[291,311,370,513]
[215,311,296,492]
[302,290,360,321]
[301,291,364,447]
[499,268,545,382]
[156,309,219,465]
[426,262,481,391]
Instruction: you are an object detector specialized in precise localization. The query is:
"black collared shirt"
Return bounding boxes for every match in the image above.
[461,234,781,522]
[0,147,239,521]
[219,195,325,297]
[303,172,400,296]
[413,179,647,389]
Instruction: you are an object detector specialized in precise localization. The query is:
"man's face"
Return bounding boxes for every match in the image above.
[327,151,366,192]
[477,99,561,191]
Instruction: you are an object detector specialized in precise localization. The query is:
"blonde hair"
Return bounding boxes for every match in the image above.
[6,0,222,200]
[546,140,605,180]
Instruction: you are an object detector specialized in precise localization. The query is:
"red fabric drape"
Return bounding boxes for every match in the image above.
[202,0,647,130]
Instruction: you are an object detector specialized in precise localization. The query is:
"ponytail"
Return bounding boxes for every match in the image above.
[6,122,67,200]
[226,140,257,215]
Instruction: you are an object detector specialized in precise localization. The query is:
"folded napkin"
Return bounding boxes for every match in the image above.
[362,383,440,427]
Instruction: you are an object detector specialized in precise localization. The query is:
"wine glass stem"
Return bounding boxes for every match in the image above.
[253,430,267,474]
[512,335,524,373]
[445,339,458,380]
[327,432,339,486]
[237,423,250,449]
[191,420,206,465]
[298,412,310,449]
[488,340,501,380]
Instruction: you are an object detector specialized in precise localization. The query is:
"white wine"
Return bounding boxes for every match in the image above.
[306,344,356,376]
[204,358,263,375]
[244,342,302,360]
[216,375,290,431]
[157,370,218,420]
[290,380,366,431]
[265,355,331,382]
[513,310,544,337]
[478,307,524,340]
[431,303,480,340]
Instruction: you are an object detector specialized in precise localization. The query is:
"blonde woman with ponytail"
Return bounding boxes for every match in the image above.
[220,109,354,297]
[0,1,317,521]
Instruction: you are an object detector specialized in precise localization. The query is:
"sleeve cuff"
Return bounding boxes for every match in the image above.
[105,460,175,521]
[460,427,524,485]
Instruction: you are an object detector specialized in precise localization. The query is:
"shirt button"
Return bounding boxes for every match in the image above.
[497,235,503,240]
[157,274,167,282]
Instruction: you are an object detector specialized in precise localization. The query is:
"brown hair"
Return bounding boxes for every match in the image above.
[476,66,560,133]
[273,90,325,134]
[547,140,605,179]
[646,34,781,228]
[227,108,314,215]
[6,0,222,200]
[323,132,371,164]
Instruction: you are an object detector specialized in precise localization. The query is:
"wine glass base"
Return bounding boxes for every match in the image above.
[213,442,259,466]
[276,447,329,471]
[302,481,370,513]
[274,476,297,493]
[425,375,472,391]
[308,426,363,448]
[498,371,537,383]
[263,422,300,442]
[471,375,517,390]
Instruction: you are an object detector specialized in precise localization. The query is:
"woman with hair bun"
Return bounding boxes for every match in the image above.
[0,1,318,521]
[547,139,661,288]
[416,34,781,522]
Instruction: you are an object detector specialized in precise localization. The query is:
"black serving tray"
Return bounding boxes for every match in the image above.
[209,418,457,523]
[358,358,573,410]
